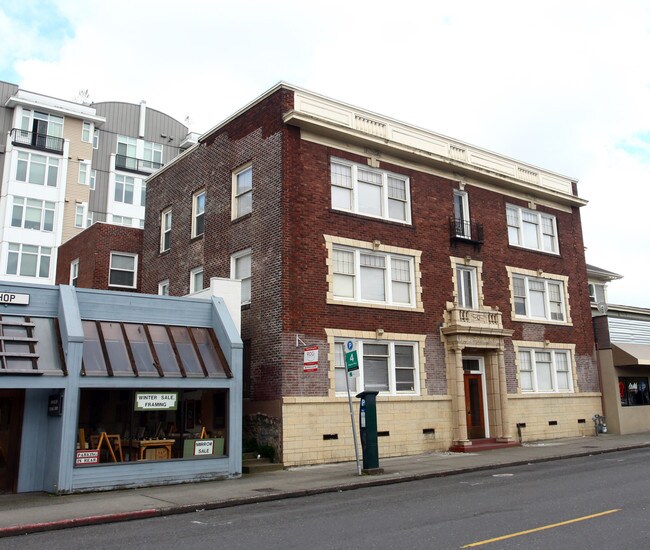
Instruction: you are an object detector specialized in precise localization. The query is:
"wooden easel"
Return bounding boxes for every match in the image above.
[198,426,207,439]
[92,432,123,462]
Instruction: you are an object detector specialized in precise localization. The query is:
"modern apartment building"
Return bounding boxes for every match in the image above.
[106,83,599,467]
[0,80,193,285]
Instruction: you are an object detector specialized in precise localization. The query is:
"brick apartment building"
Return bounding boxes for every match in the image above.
[79,83,600,466]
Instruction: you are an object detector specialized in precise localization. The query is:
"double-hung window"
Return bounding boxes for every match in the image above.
[231,249,252,304]
[11,197,55,231]
[158,279,170,296]
[331,159,410,223]
[75,204,87,228]
[79,161,91,185]
[332,246,414,307]
[82,122,92,143]
[456,265,478,309]
[109,252,137,288]
[192,190,206,238]
[160,208,172,252]
[16,151,59,187]
[453,190,471,238]
[6,243,51,278]
[506,204,558,253]
[512,273,567,322]
[190,267,204,294]
[334,340,418,395]
[232,164,252,219]
[70,259,79,287]
[115,174,135,204]
[518,348,572,393]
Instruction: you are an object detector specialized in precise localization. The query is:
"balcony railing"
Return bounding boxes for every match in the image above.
[11,128,64,154]
[449,217,484,250]
[115,154,163,174]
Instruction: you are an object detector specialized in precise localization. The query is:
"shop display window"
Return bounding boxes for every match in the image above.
[75,389,228,466]
[619,376,650,407]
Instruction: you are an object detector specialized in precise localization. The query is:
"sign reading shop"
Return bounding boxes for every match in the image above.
[134,392,178,411]
[0,292,30,305]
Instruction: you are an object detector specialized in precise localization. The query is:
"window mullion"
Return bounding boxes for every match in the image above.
[385,253,392,304]
[388,342,396,394]
[351,165,359,214]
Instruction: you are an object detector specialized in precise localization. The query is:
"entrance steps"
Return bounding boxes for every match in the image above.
[449,438,521,453]
[242,452,284,474]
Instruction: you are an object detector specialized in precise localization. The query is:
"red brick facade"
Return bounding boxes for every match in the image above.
[56,222,143,291]
[140,85,599,459]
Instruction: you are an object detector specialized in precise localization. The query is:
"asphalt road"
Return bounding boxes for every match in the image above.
[4,447,650,549]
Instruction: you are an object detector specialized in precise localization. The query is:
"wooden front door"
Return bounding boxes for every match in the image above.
[464,373,485,439]
[0,390,24,493]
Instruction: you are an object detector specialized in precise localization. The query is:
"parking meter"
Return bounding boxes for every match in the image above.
[356,391,382,473]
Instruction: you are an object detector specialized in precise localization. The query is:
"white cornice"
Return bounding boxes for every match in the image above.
[5,91,106,125]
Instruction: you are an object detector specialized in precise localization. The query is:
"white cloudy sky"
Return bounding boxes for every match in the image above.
[1,0,649,307]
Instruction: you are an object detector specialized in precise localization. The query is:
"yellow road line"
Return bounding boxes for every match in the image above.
[461,508,621,548]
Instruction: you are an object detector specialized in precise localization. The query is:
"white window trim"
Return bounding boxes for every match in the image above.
[158,279,170,296]
[78,161,91,185]
[230,248,252,305]
[6,243,52,279]
[453,189,471,238]
[160,207,172,252]
[192,189,206,238]
[330,158,412,225]
[506,203,559,254]
[81,122,93,143]
[231,163,252,220]
[189,266,204,294]
[74,203,87,228]
[513,341,576,394]
[325,235,423,312]
[70,258,79,286]
[327,329,425,397]
[93,128,99,149]
[451,257,484,310]
[15,151,59,187]
[507,266,572,325]
[108,252,138,289]
[11,196,55,232]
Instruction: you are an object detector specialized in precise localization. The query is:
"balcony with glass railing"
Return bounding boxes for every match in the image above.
[11,128,64,155]
[115,154,163,174]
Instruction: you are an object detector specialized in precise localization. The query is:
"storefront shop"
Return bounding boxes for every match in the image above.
[0,282,242,494]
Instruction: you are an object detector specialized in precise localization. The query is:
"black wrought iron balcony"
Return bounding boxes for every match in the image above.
[11,128,64,154]
[449,217,484,249]
[115,154,163,174]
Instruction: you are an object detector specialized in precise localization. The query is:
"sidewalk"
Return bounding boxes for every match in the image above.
[1,432,649,538]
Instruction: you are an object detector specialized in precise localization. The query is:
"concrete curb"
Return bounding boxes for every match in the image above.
[1,442,648,538]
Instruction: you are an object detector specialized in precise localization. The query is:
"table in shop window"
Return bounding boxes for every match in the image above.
[128,439,175,460]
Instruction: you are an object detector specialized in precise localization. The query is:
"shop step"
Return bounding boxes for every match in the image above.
[242,457,284,474]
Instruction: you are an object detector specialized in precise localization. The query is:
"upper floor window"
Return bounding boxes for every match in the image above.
[232,164,252,219]
[190,266,204,294]
[158,279,170,296]
[109,252,138,288]
[231,249,252,304]
[518,348,572,393]
[334,340,419,395]
[456,265,478,309]
[79,161,91,185]
[140,181,147,208]
[332,246,415,307]
[453,190,471,238]
[506,204,558,254]
[331,159,410,224]
[160,208,172,252]
[82,122,92,143]
[16,151,59,187]
[6,243,51,278]
[70,259,79,287]
[115,174,135,204]
[75,203,88,228]
[89,169,96,190]
[117,135,137,158]
[93,129,99,149]
[192,190,206,238]
[21,109,63,137]
[112,215,133,227]
[511,271,567,323]
[11,197,55,232]
[143,141,163,169]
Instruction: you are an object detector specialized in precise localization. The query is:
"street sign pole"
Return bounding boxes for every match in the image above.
[345,362,362,476]
[344,342,362,476]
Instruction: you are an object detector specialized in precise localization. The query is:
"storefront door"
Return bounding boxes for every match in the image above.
[464,373,485,439]
[0,390,24,493]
